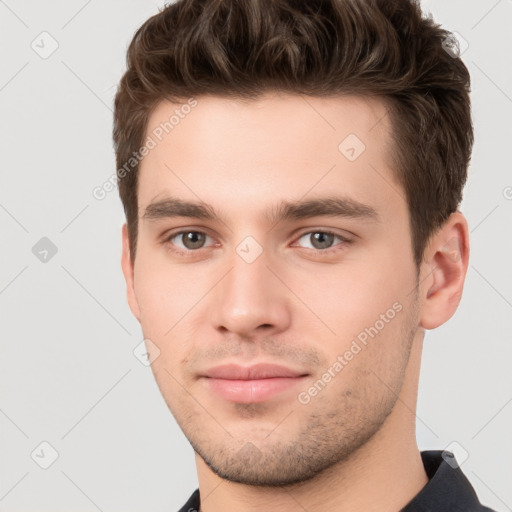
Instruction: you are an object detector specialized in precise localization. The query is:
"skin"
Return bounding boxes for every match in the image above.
[121,92,470,511]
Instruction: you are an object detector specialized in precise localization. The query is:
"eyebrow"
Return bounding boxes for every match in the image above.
[142,196,379,225]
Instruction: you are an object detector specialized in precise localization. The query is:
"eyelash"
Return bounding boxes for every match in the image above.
[162,229,352,257]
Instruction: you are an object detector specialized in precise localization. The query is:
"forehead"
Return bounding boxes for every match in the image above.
[137,93,401,220]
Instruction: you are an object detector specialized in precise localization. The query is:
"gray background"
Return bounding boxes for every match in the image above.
[1,0,511,510]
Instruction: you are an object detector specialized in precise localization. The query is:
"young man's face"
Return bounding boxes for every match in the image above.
[123,93,425,485]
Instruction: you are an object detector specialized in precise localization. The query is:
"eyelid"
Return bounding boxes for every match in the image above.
[161,227,353,255]
[163,228,217,249]
[292,229,352,251]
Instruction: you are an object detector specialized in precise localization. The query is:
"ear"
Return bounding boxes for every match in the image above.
[121,223,141,322]
[418,212,470,330]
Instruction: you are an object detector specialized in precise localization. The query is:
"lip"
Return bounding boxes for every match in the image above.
[201,363,306,380]
[199,363,309,403]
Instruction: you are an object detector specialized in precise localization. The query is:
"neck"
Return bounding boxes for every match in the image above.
[195,335,428,512]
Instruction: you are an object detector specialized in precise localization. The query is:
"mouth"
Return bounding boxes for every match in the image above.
[199,363,309,404]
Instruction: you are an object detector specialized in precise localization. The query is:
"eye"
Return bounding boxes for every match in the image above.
[166,230,214,251]
[294,230,349,251]
[163,229,350,255]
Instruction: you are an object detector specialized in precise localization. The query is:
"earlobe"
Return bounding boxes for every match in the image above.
[419,212,470,330]
[121,223,141,321]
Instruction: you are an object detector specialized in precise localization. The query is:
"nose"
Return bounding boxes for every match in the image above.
[210,249,292,338]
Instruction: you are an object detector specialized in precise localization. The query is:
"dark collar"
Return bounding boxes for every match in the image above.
[400,450,495,512]
[178,450,495,512]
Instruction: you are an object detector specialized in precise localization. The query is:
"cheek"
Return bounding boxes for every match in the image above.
[133,254,214,378]
[133,250,209,330]
[312,296,416,412]
[290,257,411,341]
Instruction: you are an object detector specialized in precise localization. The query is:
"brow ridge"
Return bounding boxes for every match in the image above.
[142,196,379,225]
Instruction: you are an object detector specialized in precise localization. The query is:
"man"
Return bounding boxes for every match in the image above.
[113,0,496,510]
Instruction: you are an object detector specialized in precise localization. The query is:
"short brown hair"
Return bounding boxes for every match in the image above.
[113,0,473,266]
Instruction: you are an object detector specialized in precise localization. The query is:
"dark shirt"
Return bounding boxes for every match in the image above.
[178,450,496,511]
